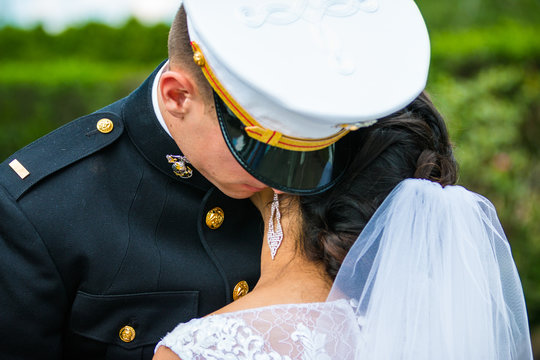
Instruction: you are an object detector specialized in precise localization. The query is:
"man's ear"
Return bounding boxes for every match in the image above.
[159,70,196,118]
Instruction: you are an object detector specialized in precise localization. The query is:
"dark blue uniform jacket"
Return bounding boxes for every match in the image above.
[0,63,263,359]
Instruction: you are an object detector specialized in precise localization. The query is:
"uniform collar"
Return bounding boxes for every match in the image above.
[151,61,172,138]
[122,60,213,192]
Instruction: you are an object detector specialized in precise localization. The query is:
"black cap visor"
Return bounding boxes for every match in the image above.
[214,91,351,195]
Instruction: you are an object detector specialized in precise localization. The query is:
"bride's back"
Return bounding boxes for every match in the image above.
[158,299,362,360]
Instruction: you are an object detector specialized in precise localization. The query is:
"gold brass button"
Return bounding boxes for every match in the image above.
[233,280,249,301]
[193,51,206,67]
[119,325,136,343]
[206,207,224,229]
[97,118,114,134]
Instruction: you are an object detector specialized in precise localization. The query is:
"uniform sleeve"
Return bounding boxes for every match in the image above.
[0,185,67,359]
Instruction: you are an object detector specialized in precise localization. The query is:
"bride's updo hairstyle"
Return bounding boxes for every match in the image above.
[299,92,458,280]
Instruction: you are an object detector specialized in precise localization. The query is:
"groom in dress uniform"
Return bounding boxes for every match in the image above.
[0,0,431,359]
[0,8,267,360]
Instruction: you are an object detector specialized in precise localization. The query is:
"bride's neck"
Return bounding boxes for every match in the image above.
[254,197,331,302]
[209,192,331,316]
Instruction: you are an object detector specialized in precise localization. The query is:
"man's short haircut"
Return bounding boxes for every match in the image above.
[168,6,212,100]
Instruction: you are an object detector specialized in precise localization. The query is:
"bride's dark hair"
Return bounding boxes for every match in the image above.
[299,91,458,280]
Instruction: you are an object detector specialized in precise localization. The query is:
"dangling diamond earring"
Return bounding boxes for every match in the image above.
[166,155,193,179]
[267,192,283,260]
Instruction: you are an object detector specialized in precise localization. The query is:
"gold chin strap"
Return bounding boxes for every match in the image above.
[190,41,350,152]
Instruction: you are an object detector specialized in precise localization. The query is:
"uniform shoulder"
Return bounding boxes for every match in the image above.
[0,111,124,200]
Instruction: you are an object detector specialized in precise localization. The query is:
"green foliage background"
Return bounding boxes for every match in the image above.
[0,1,539,355]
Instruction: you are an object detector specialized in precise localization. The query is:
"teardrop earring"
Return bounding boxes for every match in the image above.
[267,192,283,260]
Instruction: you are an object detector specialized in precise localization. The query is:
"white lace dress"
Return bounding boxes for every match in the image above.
[156,299,363,360]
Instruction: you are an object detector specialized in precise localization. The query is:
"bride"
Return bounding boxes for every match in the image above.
[154,92,532,359]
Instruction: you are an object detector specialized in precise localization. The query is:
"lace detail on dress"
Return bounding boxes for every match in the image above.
[157,300,362,360]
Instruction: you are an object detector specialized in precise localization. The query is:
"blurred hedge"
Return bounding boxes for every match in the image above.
[0,18,539,342]
[0,60,149,157]
[0,18,169,64]
[0,18,168,156]
[416,0,540,30]
[429,65,540,324]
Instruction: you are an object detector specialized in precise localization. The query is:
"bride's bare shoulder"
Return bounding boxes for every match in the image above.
[153,345,182,360]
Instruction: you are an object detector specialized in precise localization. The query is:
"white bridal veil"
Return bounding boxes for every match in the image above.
[325,178,533,359]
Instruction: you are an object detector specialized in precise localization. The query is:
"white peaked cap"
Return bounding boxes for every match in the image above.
[183,0,430,141]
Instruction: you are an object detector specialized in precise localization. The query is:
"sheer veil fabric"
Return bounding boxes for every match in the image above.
[157,179,532,359]
[326,179,533,359]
